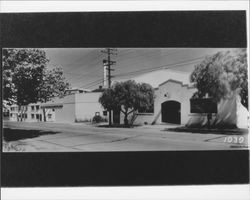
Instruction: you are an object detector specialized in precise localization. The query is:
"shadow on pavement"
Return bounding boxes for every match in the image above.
[165,127,248,135]
[3,128,59,142]
[97,124,141,128]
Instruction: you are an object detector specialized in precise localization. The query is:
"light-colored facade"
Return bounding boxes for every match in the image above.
[119,69,248,128]
[119,79,196,125]
[118,70,195,125]
[41,92,107,123]
[153,79,196,125]
[9,103,55,122]
[7,69,248,128]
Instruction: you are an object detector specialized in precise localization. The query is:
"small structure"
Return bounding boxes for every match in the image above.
[40,90,107,123]
[3,100,10,118]
[119,70,196,125]
[119,69,249,128]
[9,103,55,122]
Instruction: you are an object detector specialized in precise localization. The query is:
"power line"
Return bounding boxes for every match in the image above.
[84,80,105,89]
[64,49,181,81]
[114,50,182,74]
[78,78,104,88]
[63,49,180,78]
[63,52,103,76]
[63,49,99,72]
[79,55,204,89]
[113,56,205,79]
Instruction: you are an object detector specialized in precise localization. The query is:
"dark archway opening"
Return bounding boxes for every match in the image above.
[161,100,181,124]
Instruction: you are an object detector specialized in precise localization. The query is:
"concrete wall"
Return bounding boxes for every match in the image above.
[55,95,76,123]
[153,80,196,125]
[54,92,106,123]
[186,93,249,129]
[75,92,106,122]
[131,113,154,125]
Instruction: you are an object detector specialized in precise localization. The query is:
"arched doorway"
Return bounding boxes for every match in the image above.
[161,100,181,124]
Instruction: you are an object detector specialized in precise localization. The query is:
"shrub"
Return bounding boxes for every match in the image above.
[92,115,106,123]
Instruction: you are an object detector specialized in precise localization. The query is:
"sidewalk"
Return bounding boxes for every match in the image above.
[3,121,249,152]
[165,126,248,135]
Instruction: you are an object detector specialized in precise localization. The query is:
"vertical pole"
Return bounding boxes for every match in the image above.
[102,48,116,126]
[107,48,112,126]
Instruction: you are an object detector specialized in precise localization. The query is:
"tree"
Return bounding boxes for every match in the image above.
[38,67,70,121]
[99,80,154,126]
[190,49,248,109]
[3,49,49,121]
[38,67,70,102]
[2,49,48,101]
[2,48,70,121]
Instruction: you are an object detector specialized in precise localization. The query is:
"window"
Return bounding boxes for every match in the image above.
[52,109,55,112]
[10,113,12,117]
[31,114,34,119]
[36,114,39,119]
[95,112,100,116]
[36,105,39,110]
[31,106,34,111]
[48,114,52,119]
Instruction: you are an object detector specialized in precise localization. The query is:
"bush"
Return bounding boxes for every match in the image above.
[92,115,106,123]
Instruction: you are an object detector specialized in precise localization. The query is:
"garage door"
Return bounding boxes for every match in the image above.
[161,100,181,124]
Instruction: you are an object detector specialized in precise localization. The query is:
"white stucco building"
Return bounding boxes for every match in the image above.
[118,69,196,125]
[8,69,248,129]
[9,103,55,122]
[119,69,249,128]
[40,89,107,123]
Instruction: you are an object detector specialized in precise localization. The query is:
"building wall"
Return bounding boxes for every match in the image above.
[186,92,249,128]
[9,103,55,122]
[75,92,106,122]
[27,103,43,122]
[9,105,19,121]
[118,80,196,125]
[153,80,196,125]
[55,95,76,123]
[125,113,154,125]
[53,92,106,123]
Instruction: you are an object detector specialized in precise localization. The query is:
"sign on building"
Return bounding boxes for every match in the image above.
[190,98,217,113]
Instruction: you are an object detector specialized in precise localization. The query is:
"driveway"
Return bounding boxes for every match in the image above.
[2,121,248,152]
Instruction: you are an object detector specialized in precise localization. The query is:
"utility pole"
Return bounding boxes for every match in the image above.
[102,48,117,126]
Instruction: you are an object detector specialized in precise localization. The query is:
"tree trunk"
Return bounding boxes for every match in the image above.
[43,108,46,122]
[124,113,128,126]
[108,109,112,126]
[19,105,23,122]
[207,113,212,129]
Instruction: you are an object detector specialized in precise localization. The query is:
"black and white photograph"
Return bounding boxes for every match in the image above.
[2,48,249,152]
[0,2,249,197]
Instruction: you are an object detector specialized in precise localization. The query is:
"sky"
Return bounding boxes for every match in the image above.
[44,48,234,90]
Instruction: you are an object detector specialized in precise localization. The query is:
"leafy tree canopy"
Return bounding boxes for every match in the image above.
[190,48,248,109]
[2,48,69,106]
[38,67,70,103]
[99,80,154,125]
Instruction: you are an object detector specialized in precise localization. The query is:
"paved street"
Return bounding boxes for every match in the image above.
[2,121,248,152]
